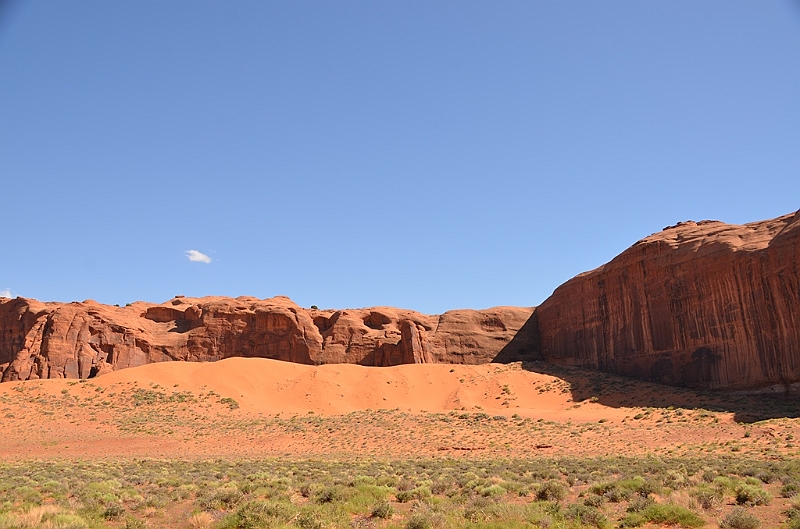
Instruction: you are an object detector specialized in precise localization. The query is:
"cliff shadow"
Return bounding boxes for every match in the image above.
[491,310,543,363]
[490,311,799,423]
[511,359,800,424]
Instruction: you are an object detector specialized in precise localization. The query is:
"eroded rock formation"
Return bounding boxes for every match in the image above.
[4,209,798,392]
[0,296,538,381]
[537,210,800,391]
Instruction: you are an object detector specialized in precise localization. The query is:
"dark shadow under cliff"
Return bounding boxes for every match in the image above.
[491,311,799,423]
[491,310,542,363]
[517,359,800,424]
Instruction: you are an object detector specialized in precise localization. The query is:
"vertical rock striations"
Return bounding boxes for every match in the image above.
[537,210,800,391]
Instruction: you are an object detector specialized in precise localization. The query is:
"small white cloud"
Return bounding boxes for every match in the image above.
[185,250,212,264]
[0,288,12,298]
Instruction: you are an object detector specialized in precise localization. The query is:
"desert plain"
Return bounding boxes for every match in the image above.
[2,357,799,529]
[2,210,799,528]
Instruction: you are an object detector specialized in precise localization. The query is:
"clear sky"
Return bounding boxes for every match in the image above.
[1,1,799,313]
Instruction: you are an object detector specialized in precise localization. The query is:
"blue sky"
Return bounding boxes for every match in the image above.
[1,1,799,313]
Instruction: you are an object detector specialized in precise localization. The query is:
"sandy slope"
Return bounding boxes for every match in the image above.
[1,358,797,460]
[96,358,622,421]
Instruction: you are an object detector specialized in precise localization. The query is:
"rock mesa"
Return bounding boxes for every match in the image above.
[0,296,538,381]
[3,209,799,393]
[537,210,800,391]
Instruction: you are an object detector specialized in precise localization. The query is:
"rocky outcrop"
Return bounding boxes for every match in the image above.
[6,209,797,392]
[537,210,800,391]
[0,296,538,381]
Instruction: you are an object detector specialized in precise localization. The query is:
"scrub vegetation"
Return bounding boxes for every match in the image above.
[1,455,799,528]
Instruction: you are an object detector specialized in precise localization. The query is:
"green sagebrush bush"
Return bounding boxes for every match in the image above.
[719,507,761,529]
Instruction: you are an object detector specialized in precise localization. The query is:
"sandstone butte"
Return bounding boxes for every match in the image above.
[0,296,539,382]
[0,208,798,392]
[537,208,800,392]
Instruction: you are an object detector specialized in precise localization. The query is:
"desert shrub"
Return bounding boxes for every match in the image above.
[242,476,290,497]
[40,480,68,498]
[663,470,690,489]
[604,486,631,503]
[755,470,775,484]
[13,485,43,506]
[565,503,608,528]
[791,494,800,511]
[188,512,215,529]
[621,503,704,528]
[170,486,193,501]
[592,477,653,501]
[375,475,399,488]
[124,517,146,529]
[371,500,393,519]
[632,478,661,497]
[690,484,723,509]
[429,479,452,495]
[701,469,718,483]
[103,503,125,520]
[405,513,431,529]
[536,480,566,502]
[79,481,125,509]
[395,486,431,503]
[619,512,646,527]
[583,495,604,508]
[590,482,616,496]
[298,482,317,498]
[501,479,526,495]
[296,510,323,529]
[463,496,499,524]
[396,478,416,492]
[218,500,295,529]
[642,504,704,527]
[719,507,760,529]
[315,485,352,504]
[345,484,390,512]
[479,484,506,497]
[48,513,91,528]
[0,507,84,529]
[219,397,239,410]
[735,484,772,506]
[626,495,654,513]
[351,475,376,487]
[199,485,243,510]
[781,483,800,498]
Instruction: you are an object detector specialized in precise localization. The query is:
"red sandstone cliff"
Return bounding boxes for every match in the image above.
[537,210,800,391]
[0,296,538,381]
[5,210,798,391]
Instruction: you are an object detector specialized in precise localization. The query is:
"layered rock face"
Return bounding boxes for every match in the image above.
[0,296,538,381]
[537,210,800,391]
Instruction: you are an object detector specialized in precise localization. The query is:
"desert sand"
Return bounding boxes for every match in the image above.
[1,357,797,461]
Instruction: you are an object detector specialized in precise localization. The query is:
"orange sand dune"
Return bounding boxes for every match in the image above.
[3,358,797,460]
[96,357,620,421]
